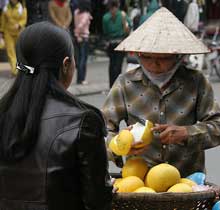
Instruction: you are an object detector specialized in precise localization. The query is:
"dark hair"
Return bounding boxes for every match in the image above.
[10,0,23,5]
[0,21,75,162]
[78,0,91,13]
[108,0,119,9]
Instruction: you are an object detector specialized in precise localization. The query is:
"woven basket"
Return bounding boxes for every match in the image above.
[111,173,220,210]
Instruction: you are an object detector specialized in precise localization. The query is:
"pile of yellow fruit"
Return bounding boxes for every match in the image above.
[115,157,197,193]
[109,120,198,194]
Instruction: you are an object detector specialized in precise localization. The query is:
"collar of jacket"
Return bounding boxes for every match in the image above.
[126,67,144,81]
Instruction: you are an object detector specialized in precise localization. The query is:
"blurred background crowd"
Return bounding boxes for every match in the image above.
[0,0,220,85]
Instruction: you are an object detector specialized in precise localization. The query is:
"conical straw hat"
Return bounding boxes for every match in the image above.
[115,7,209,54]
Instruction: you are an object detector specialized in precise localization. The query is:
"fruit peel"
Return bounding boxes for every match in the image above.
[130,120,154,148]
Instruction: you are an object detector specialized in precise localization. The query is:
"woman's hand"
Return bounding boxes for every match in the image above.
[151,124,188,144]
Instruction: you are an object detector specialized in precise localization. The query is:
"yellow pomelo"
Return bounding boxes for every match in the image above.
[145,163,181,192]
[109,135,121,155]
[180,178,197,187]
[116,130,134,152]
[134,187,156,193]
[117,176,145,192]
[113,178,123,188]
[108,130,134,156]
[130,120,154,148]
[122,156,148,180]
[167,183,193,193]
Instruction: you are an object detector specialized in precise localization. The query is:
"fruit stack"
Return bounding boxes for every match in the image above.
[109,120,212,194]
[114,156,210,193]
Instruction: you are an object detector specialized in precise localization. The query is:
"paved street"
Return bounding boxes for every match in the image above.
[1,57,220,185]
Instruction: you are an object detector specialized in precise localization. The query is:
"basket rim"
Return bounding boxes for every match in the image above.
[114,183,220,202]
[115,190,215,201]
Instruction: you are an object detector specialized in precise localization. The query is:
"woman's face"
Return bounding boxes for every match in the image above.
[139,53,177,74]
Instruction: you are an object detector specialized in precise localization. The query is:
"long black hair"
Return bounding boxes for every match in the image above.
[0,21,75,162]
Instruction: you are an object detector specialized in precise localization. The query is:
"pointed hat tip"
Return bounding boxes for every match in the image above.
[153,6,178,19]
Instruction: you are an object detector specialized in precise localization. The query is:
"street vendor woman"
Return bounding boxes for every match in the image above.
[102,7,220,177]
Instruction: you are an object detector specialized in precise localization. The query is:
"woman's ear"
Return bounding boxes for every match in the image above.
[62,56,70,74]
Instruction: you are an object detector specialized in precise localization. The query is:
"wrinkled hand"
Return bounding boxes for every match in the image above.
[151,124,188,144]
[128,142,148,155]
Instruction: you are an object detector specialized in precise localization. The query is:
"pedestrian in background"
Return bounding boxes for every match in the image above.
[139,0,160,25]
[48,0,72,30]
[129,0,141,30]
[26,0,49,26]
[0,0,8,50]
[0,0,27,76]
[0,21,113,210]
[102,0,131,88]
[170,0,188,22]
[184,0,200,33]
[0,0,8,11]
[74,0,92,85]
[119,0,128,12]
[70,0,78,12]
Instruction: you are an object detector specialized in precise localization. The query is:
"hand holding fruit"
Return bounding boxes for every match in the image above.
[109,120,153,156]
[123,125,149,155]
[151,124,188,144]
[128,143,149,155]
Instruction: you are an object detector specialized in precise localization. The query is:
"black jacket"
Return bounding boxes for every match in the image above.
[26,0,49,25]
[0,96,112,210]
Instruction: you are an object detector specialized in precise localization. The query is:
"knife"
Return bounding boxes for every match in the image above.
[129,113,146,126]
